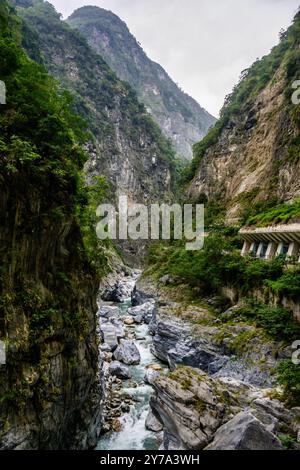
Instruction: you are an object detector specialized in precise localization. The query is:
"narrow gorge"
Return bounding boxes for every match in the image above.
[1,0,300,453]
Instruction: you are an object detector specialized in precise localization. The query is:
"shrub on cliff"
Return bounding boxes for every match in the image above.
[236,299,300,342]
[148,231,286,296]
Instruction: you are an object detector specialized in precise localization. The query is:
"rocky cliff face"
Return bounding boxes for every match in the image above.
[14,0,175,208]
[67,6,216,161]
[0,1,104,449]
[187,12,300,223]
[134,276,300,450]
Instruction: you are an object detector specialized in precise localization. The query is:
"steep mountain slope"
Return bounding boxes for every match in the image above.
[67,5,216,161]
[13,0,175,210]
[187,11,300,224]
[0,0,104,449]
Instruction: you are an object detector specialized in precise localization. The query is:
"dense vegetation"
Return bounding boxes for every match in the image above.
[148,224,288,292]
[245,197,300,226]
[233,299,300,343]
[0,1,108,277]
[266,268,300,301]
[277,360,300,406]
[0,0,109,422]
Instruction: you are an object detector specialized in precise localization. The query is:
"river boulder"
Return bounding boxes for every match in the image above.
[144,368,160,385]
[113,340,141,365]
[102,277,135,302]
[99,323,119,351]
[205,411,283,450]
[151,318,191,363]
[128,301,156,324]
[133,315,143,324]
[110,317,125,340]
[131,286,152,306]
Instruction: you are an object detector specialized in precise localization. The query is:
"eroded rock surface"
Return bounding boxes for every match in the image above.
[205,411,283,450]
[145,410,163,432]
[150,367,296,450]
[150,368,227,450]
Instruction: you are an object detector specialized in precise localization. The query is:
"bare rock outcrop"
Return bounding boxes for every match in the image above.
[150,366,297,450]
[205,411,283,450]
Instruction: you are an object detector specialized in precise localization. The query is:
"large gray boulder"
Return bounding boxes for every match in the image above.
[102,276,136,302]
[128,301,156,324]
[128,302,151,316]
[161,432,186,451]
[167,339,220,371]
[145,409,163,432]
[109,361,131,380]
[103,281,124,302]
[150,369,225,450]
[113,340,141,365]
[205,411,283,450]
[151,319,190,363]
[151,318,220,371]
[133,315,143,324]
[99,323,119,351]
[251,397,294,425]
[131,285,153,306]
[148,316,158,336]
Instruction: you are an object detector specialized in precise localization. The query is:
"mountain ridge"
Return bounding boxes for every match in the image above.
[186,9,300,224]
[67,5,216,160]
[0,0,104,449]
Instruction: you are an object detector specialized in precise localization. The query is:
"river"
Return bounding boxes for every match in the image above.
[96,293,166,450]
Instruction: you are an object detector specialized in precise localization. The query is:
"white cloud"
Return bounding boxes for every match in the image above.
[50,0,299,116]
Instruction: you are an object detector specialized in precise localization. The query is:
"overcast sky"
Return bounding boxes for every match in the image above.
[50,0,299,116]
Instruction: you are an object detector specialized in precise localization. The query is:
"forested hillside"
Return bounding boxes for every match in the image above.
[67,5,215,160]
[0,0,105,449]
[13,0,176,206]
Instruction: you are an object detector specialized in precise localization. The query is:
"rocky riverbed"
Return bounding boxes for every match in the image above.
[96,271,300,450]
[95,271,166,450]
